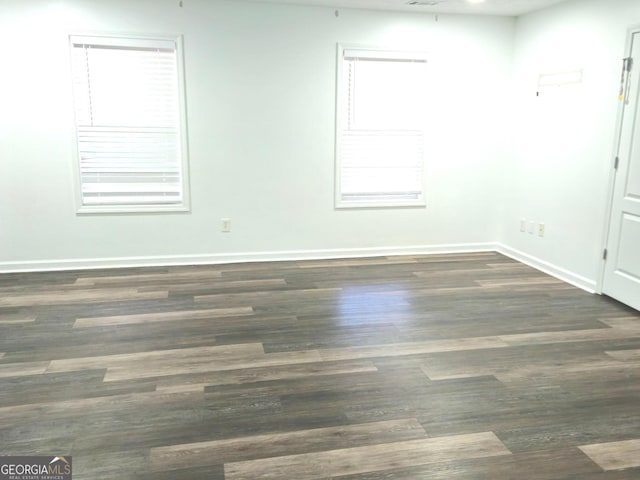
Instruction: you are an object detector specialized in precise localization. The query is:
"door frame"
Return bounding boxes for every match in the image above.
[598,24,640,294]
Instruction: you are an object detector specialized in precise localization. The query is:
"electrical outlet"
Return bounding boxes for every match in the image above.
[538,223,545,237]
[528,221,535,234]
[221,218,231,233]
[520,218,526,232]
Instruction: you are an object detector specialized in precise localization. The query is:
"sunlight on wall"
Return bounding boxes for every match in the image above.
[1,3,93,130]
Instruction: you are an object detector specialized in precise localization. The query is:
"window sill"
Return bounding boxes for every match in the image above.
[335,200,426,210]
[76,204,191,215]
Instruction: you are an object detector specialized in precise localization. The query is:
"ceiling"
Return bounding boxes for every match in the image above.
[246,0,572,16]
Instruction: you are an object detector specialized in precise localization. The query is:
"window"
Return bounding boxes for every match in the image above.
[70,34,190,213]
[335,46,427,208]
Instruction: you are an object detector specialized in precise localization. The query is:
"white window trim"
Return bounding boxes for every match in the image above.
[334,43,428,209]
[69,32,191,214]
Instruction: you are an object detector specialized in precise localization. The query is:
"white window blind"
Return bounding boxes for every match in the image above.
[70,35,188,212]
[337,47,427,207]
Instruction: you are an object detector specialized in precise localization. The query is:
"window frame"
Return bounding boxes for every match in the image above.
[69,32,191,214]
[334,44,428,209]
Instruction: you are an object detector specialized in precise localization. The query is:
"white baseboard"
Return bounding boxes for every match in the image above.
[496,244,598,294]
[0,242,498,273]
[0,244,601,295]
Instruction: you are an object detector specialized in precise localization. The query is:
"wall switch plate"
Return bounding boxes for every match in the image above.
[528,221,535,234]
[538,223,545,237]
[520,218,526,232]
[221,218,231,233]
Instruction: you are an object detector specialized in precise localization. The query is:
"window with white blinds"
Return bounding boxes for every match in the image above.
[70,35,189,213]
[336,47,427,208]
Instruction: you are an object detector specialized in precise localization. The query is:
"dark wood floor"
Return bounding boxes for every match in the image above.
[1,252,640,479]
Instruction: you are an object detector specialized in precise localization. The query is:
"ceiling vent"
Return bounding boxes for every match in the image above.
[406,0,446,5]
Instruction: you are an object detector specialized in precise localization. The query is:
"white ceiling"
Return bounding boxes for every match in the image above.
[246,0,572,16]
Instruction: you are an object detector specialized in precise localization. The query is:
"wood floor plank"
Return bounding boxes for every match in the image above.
[412,265,534,279]
[0,389,204,428]
[422,356,637,382]
[0,315,36,324]
[0,319,36,324]
[139,464,225,480]
[420,364,494,381]
[99,349,325,382]
[475,277,564,287]
[579,439,640,471]
[151,418,427,470]
[167,278,287,294]
[154,383,208,394]
[46,343,265,375]
[606,349,640,361]
[495,359,640,383]
[74,307,254,328]
[297,258,419,268]
[0,361,49,378]
[327,447,605,480]
[224,431,511,480]
[155,360,378,390]
[75,269,223,286]
[319,336,509,362]
[64,449,150,480]
[193,287,342,306]
[598,317,640,328]
[410,253,503,263]
[0,288,168,307]
[499,320,640,346]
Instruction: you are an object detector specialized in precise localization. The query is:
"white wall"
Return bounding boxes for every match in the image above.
[501,0,640,291]
[3,0,640,296]
[0,0,514,270]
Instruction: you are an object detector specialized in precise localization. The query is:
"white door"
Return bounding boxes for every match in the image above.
[603,31,640,311]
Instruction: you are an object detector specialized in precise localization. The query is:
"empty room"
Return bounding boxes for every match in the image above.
[1,0,640,478]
